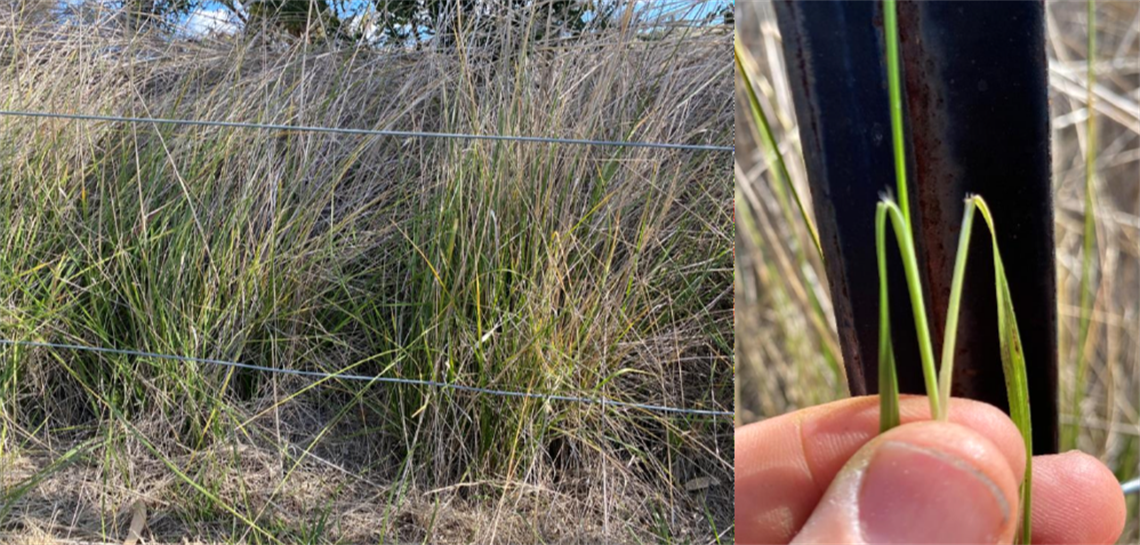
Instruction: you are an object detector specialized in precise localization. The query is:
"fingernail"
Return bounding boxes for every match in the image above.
[858,441,1009,544]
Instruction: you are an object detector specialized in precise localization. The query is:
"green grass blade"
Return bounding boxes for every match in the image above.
[734,40,824,262]
[880,0,940,423]
[882,0,911,227]
[876,204,900,432]
[972,196,1034,545]
[880,200,941,420]
[937,201,977,417]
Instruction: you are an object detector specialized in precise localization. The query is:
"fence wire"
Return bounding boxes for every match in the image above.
[0,110,733,152]
[0,339,733,417]
[1124,477,1140,496]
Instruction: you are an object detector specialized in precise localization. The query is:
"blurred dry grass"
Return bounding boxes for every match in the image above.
[735,1,1139,542]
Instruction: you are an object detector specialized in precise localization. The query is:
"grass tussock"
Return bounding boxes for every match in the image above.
[0,4,733,542]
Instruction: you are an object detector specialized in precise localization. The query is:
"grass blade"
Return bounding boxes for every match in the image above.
[876,199,940,421]
[734,40,824,262]
[972,196,1034,545]
[878,0,937,423]
[876,204,900,432]
[882,0,911,227]
[937,202,977,416]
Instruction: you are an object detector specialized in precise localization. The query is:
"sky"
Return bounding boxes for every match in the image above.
[185,3,240,35]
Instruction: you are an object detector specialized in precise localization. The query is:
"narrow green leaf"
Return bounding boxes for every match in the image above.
[937,200,977,417]
[734,40,824,263]
[879,199,941,420]
[876,204,900,432]
[875,200,939,421]
[972,196,1034,545]
[882,0,911,227]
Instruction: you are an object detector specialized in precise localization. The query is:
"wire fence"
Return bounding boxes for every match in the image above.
[0,339,733,417]
[0,110,733,152]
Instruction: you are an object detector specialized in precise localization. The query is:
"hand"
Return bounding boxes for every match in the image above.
[735,396,1126,544]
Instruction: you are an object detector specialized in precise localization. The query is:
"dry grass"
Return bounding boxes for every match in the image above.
[0,2,733,543]
[735,1,1139,542]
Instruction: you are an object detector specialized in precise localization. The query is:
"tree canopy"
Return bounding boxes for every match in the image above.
[111,0,730,44]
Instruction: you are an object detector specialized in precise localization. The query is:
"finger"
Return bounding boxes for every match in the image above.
[1029,450,1126,544]
[735,396,1026,544]
[791,421,1021,545]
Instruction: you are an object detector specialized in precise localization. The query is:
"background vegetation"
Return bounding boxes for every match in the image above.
[735,1,1138,542]
[0,0,733,542]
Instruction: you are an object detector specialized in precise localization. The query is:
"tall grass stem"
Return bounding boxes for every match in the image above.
[883,0,911,227]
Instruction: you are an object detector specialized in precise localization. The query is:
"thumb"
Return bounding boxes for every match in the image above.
[791,421,1024,545]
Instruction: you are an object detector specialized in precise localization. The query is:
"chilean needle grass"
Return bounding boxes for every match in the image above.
[878,1,1034,542]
